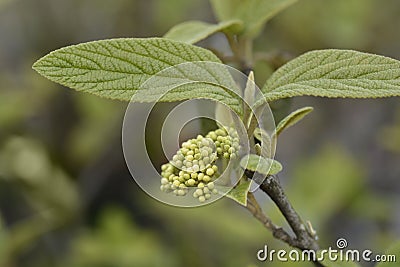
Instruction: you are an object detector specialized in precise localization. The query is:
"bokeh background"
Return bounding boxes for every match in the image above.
[0,0,399,266]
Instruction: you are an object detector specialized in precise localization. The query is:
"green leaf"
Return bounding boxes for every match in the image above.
[164,20,242,44]
[275,106,313,136]
[225,180,251,206]
[33,38,243,115]
[253,127,270,143]
[261,49,400,102]
[376,241,400,267]
[240,154,283,176]
[210,0,298,36]
[253,127,275,158]
[215,103,235,127]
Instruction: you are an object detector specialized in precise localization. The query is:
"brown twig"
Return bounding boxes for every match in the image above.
[259,174,319,251]
[246,192,297,247]
[245,172,324,267]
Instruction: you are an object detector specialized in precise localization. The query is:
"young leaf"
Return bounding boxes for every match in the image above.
[253,127,270,144]
[225,180,251,206]
[275,106,313,136]
[215,103,234,127]
[253,128,274,158]
[240,154,283,176]
[164,20,242,44]
[210,0,298,36]
[261,49,400,102]
[33,38,243,114]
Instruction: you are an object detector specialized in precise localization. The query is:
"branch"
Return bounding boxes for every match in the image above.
[245,192,298,247]
[259,174,319,251]
[244,172,323,267]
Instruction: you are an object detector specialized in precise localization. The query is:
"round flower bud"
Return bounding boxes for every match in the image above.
[197,173,204,181]
[185,161,193,167]
[195,188,203,196]
[198,196,206,203]
[205,193,211,200]
[174,160,183,168]
[202,175,211,183]
[206,168,214,176]
[207,182,215,190]
[192,165,200,172]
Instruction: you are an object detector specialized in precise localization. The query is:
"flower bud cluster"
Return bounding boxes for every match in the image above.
[160,162,218,200]
[206,127,240,159]
[160,127,240,203]
[170,135,216,173]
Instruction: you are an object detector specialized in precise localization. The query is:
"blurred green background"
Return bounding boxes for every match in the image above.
[0,0,399,266]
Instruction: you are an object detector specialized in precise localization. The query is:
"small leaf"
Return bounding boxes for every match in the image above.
[210,0,298,36]
[240,154,283,176]
[376,241,400,267]
[215,103,235,127]
[244,71,256,107]
[164,20,242,44]
[253,127,270,143]
[275,106,313,136]
[33,38,243,115]
[261,49,400,103]
[253,128,273,157]
[225,180,251,206]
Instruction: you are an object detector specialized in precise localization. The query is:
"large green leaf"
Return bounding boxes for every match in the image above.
[261,49,400,102]
[164,20,242,44]
[275,106,313,136]
[210,0,298,36]
[33,38,243,114]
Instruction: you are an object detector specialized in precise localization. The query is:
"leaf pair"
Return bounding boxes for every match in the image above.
[33,39,400,113]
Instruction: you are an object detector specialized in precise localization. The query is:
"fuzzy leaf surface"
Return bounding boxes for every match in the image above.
[33,38,243,114]
[262,50,400,103]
